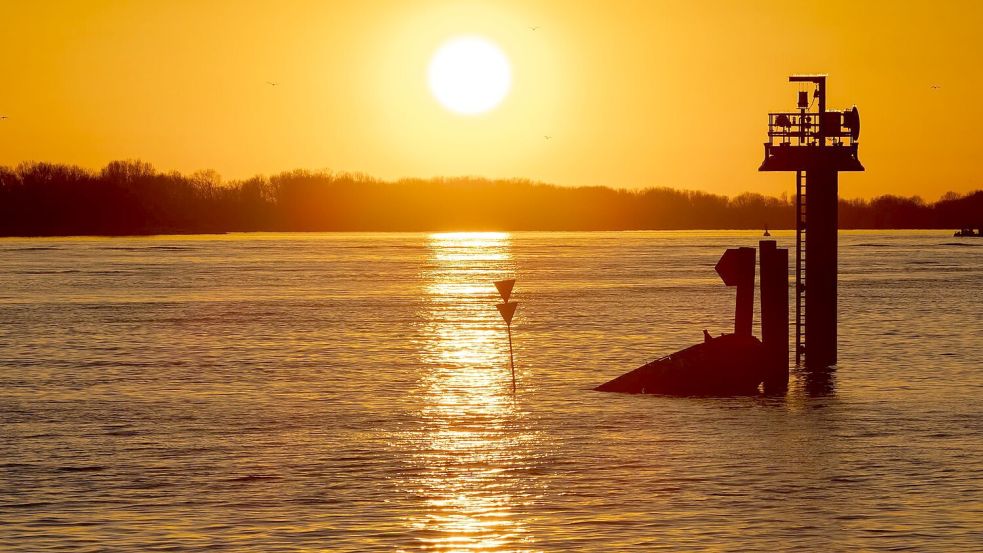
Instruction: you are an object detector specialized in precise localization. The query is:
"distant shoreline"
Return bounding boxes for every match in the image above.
[2,160,979,237]
[0,228,971,239]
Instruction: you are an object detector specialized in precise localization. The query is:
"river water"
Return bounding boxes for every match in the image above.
[1,231,980,551]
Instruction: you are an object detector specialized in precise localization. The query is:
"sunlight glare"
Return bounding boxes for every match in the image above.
[428,37,512,115]
[402,231,532,551]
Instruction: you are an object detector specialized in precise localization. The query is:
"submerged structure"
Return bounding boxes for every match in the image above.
[760,75,863,368]
[597,74,863,395]
[595,240,789,396]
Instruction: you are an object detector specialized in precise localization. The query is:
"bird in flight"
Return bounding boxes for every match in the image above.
[530,26,540,31]
[0,116,7,120]
[544,135,552,140]
[266,81,278,87]
[930,84,942,89]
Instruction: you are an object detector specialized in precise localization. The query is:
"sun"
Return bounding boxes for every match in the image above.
[428,36,511,115]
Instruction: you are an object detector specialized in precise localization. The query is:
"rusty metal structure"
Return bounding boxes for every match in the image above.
[759,75,863,367]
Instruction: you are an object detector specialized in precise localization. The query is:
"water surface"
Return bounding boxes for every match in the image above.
[1,231,980,551]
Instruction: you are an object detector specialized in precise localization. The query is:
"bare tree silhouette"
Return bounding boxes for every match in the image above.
[0,160,978,236]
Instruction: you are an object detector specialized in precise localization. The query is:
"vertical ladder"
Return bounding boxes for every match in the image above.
[795,170,806,364]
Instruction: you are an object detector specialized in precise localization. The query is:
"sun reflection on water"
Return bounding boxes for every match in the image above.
[403,232,538,552]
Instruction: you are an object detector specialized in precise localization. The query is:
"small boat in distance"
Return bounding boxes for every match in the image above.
[953,228,982,237]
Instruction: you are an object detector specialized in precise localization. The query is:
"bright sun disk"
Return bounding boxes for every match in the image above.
[428,36,511,115]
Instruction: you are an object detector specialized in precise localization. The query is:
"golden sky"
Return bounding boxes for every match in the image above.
[1,0,980,199]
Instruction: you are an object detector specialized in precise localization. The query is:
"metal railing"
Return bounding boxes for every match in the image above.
[766,111,858,148]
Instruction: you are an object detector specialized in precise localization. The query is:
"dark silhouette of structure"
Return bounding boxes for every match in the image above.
[759,240,789,391]
[759,75,864,368]
[715,247,756,336]
[595,240,789,396]
[493,279,518,392]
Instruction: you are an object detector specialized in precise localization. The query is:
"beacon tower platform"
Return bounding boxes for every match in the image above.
[759,75,863,368]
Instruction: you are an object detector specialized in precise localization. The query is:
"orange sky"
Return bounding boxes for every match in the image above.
[1,0,980,199]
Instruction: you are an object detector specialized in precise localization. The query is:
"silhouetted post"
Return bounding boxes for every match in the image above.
[806,170,838,367]
[759,240,789,393]
[494,279,518,392]
[506,320,515,388]
[714,247,756,336]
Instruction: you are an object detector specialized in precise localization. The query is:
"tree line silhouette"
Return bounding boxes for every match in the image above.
[0,160,979,236]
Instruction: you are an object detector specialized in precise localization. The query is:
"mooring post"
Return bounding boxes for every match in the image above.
[759,240,789,392]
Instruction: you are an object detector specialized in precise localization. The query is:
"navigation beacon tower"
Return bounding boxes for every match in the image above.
[759,75,863,368]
